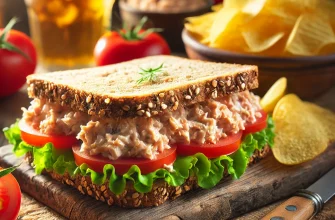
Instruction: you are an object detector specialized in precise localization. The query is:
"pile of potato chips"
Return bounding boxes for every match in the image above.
[260,78,335,165]
[272,95,335,165]
[185,0,335,56]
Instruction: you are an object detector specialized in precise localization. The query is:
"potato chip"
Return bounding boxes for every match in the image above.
[209,8,253,52]
[185,12,217,41]
[242,31,285,53]
[211,31,248,53]
[303,103,335,141]
[185,0,335,56]
[224,0,249,9]
[314,0,335,20]
[241,0,267,16]
[272,94,335,165]
[224,0,266,14]
[209,0,266,45]
[260,77,287,113]
[285,13,335,56]
[318,42,335,55]
[185,12,216,24]
[241,10,293,54]
[209,7,239,46]
[264,7,298,26]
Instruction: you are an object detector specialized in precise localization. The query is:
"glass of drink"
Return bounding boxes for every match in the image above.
[25,0,114,71]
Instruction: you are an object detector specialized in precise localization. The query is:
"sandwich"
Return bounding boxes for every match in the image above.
[4,55,274,208]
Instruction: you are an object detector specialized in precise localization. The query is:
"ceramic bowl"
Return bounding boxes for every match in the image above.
[182,29,335,99]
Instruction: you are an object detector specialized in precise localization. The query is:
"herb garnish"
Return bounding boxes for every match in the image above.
[137,63,164,84]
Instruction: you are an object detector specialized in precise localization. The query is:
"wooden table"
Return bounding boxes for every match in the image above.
[1,87,334,220]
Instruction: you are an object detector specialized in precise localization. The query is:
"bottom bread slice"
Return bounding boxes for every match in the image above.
[25,146,270,208]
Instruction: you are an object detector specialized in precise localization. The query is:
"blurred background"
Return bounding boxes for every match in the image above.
[1,0,30,34]
[0,0,334,99]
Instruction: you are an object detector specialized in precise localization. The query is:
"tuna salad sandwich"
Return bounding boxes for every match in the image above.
[4,55,274,208]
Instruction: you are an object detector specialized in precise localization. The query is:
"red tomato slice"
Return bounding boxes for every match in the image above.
[243,110,268,135]
[72,146,177,175]
[175,131,242,158]
[0,168,21,220]
[19,121,79,150]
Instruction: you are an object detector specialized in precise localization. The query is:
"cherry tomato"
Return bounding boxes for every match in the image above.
[243,110,268,135]
[94,17,170,66]
[0,168,21,220]
[175,131,242,158]
[19,121,79,150]
[0,19,37,98]
[72,146,177,175]
[94,31,170,66]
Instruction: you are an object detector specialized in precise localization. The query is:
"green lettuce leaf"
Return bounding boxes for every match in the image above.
[3,116,275,194]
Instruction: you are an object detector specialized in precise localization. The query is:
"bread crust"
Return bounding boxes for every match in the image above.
[25,146,270,208]
[27,56,258,118]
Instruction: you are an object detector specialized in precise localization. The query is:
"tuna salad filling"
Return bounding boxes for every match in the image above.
[21,91,262,160]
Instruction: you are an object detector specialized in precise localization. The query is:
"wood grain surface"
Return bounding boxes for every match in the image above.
[18,193,64,220]
[0,87,334,220]
[1,144,334,220]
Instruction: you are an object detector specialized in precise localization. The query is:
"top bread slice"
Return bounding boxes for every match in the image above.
[27,55,258,118]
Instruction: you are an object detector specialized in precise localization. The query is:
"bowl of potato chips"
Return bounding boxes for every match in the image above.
[182,0,335,98]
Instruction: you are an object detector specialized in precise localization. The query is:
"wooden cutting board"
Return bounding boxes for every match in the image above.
[1,144,334,220]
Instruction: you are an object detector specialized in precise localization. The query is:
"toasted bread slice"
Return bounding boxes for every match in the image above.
[26,146,270,208]
[27,55,258,118]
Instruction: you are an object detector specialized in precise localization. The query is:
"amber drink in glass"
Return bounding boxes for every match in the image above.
[25,0,114,70]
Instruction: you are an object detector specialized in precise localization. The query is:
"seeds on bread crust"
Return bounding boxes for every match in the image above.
[61,94,67,100]
[25,146,269,208]
[27,67,258,118]
[104,98,111,104]
[136,110,144,116]
[211,80,217,88]
[86,95,92,103]
[148,102,154,108]
[122,105,130,111]
[211,90,218,99]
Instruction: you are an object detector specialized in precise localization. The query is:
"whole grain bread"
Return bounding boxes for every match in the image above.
[25,146,270,208]
[27,55,258,118]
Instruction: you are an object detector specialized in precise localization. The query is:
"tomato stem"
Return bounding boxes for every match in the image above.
[0,17,31,62]
[0,164,20,178]
[119,16,163,41]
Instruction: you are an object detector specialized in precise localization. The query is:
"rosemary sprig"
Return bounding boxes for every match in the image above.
[137,63,164,84]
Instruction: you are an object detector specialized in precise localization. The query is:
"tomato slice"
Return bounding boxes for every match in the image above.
[0,168,21,220]
[72,146,177,175]
[19,120,79,150]
[243,110,268,135]
[175,131,242,158]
